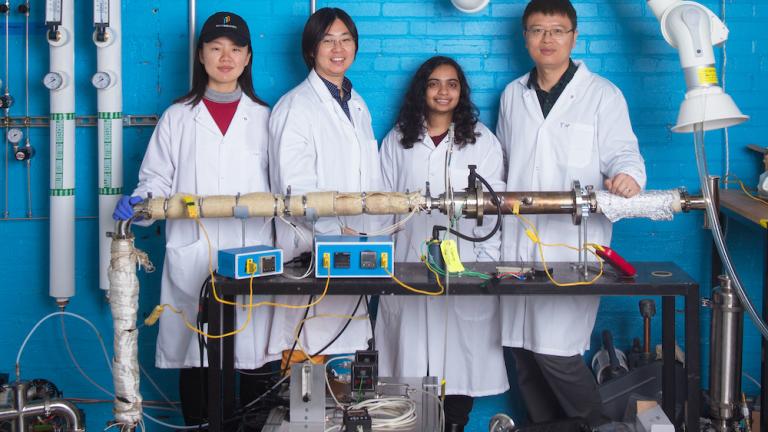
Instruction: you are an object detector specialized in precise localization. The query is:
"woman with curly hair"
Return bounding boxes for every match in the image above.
[375,56,508,432]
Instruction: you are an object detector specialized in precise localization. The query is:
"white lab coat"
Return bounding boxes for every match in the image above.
[497,61,646,356]
[375,123,509,396]
[267,69,386,355]
[132,95,279,369]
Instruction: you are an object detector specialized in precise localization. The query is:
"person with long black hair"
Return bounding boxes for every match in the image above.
[267,8,385,363]
[375,56,508,432]
[113,12,279,426]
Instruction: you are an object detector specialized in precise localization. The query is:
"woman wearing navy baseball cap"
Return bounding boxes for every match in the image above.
[113,11,277,427]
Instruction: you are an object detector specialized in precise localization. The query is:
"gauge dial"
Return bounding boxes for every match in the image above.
[43,72,63,90]
[91,71,111,89]
[6,128,23,144]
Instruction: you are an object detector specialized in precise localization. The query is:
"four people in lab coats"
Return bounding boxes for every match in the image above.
[376,56,508,431]
[497,0,646,426]
[116,0,647,428]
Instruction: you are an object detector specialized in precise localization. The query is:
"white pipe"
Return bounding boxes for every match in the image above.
[46,0,75,307]
[93,0,123,295]
[189,0,195,88]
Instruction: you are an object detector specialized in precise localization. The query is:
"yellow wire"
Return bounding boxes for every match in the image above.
[383,258,445,296]
[196,218,331,310]
[146,266,256,340]
[512,211,605,287]
[723,174,768,207]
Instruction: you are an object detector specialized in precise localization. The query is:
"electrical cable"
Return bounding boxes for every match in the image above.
[443,171,502,243]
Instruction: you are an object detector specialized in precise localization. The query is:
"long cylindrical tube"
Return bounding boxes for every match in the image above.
[694,123,768,340]
[24,0,31,218]
[94,0,123,294]
[47,0,76,306]
[709,275,744,430]
[135,190,701,222]
[3,0,9,219]
[188,0,195,88]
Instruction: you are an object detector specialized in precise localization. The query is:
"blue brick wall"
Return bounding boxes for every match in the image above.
[0,1,765,431]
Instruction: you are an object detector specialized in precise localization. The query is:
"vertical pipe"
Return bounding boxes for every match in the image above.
[24,1,31,218]
[709,275,744,430]
[46,0,76,307]
[310,0,317,14]
[188,0,195,88]
[3,0,10,219]
[93,0,123,296]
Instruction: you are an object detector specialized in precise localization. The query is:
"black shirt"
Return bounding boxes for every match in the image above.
[527,59,578,118]
[318,74,353,121]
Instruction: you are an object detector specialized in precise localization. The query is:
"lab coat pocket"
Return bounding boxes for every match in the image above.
[561,121,595,168]
[165,239,210,299]
[452,296,495,322]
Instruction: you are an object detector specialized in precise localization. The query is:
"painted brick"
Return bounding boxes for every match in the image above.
[464,20,514,36]
[484,56,510,72]
[437,39,491,54]
[357,20,408,35]
[328,2,381,17]
[409,21,464,36]
[383,38,436,53]
[491,3,525,18]
[374,56,401,71]
[382,2,436,17]
[456,56,484,72]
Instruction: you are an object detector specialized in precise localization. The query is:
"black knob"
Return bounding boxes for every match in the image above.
[0,4,9,14]
[14,146,35,161]
[639,299,656,318]
[17,3,29,13]
[0,94,14,109]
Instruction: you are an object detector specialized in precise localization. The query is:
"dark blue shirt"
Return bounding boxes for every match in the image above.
[318,74,353,121]
[527,59,578,118]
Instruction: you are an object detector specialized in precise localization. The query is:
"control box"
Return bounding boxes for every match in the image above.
[217,245,283,279]
[314,235,394,278]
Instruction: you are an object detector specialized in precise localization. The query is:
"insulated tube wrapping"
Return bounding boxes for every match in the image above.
[595,190,683,222]
[142,191,422,220]
[108,237,151,425]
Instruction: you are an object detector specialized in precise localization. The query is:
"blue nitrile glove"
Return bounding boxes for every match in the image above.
[113,195,143,221]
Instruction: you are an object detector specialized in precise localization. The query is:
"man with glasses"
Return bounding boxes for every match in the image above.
[496,0,646,426]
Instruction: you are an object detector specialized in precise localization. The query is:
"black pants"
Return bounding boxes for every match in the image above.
[443,394,474,431]
[179,364,274,428]
[509,347,605,427]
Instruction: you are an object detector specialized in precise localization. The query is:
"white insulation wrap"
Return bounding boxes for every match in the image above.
[95,0,123,293]
[595,190,683,222]
[48,0,76,303]
[108,237,152,426]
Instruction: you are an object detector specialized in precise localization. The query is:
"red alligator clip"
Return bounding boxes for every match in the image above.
[595,245,636,277]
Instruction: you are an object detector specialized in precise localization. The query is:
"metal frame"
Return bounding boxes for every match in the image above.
[205,261,701,432]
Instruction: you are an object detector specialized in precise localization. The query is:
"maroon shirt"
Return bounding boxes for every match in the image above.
[203,98,240,135]
[430,130,449,147]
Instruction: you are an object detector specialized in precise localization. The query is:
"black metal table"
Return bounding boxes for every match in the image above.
[205,261,700,432]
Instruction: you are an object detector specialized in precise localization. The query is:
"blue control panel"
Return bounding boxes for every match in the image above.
[314,235,394,278]
[218,245,283,279]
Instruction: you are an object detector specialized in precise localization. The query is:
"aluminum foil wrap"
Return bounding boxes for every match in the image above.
[595,190,681,222]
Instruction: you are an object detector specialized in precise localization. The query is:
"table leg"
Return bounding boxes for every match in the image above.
[686,286,701,432]
[762,228,768,432]
[208,283,223,432]
[662,296,675,421]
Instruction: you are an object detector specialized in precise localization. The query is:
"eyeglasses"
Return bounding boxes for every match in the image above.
[525,27,574,40]
[320,37,355,49]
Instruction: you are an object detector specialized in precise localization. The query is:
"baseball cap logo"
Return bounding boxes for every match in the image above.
[223,15,230,24]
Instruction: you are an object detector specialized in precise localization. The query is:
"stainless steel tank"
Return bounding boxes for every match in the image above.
[709,274,744,431]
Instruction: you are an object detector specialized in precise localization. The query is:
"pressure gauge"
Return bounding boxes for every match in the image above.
[91,71,112,89]
[43,72,63,90]
[6,128,23,144]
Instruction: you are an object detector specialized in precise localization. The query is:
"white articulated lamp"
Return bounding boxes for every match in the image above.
[451,0,489,14]
[649,0,768,341]
[647,0,748,132]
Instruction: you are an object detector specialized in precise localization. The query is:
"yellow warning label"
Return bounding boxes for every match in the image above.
[440,239,465,273]
[698,67,718,85]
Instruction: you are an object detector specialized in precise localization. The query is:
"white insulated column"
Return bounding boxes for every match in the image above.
[93,0,122,295]
[45,0,75,306]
